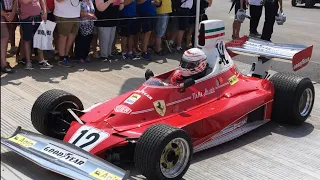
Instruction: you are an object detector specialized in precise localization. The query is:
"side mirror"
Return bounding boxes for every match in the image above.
[180,78,195,92]
[145,69,154,80]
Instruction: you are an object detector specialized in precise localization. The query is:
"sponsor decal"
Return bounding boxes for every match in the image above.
[293,57,310,71]
[114,105,132,114]
[9,134,36,148]
[134,87,153,100]
[228,75,239,85]
[124,94,141,105]
[221,119,247,134]
[192,87,215,100]
[41,144,87,168]
[215,82,229,90]
[90,168,122,180]
[153,100,166,116]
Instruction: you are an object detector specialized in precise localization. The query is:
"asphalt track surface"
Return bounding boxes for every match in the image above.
[1,1,320,180]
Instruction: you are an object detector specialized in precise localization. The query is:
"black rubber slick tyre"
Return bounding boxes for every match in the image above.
[134,124,193,180]
[305,0,315,7]
[291,0,297,6]
[31,89,84,140]
[269,73,315,125]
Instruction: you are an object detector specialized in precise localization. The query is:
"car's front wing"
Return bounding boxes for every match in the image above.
[1,126,130,180]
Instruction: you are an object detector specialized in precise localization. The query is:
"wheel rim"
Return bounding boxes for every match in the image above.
[299,88,313,117]
[160,138,190,178]
[51,101,80,136]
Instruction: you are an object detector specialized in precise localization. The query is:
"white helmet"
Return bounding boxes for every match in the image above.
[275,12,286,25]
[179,48,207,77]
[236,9,247,23]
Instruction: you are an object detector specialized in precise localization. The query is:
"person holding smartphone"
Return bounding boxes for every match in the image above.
[74,0,96,63]
[94,0,124,61]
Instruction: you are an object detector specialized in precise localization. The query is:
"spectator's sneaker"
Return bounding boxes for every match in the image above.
[102,57,110,62]
[25,62,33,70]
[58,58,73,67]
[77,58,85,63]
[1,65,13,73]
[232,35,239,40]
[147,45,155,52]
[176,47,184,54]
[18,58,27,65]
[39,60,53,68]
[141,52,152,61]
[154,50,167,56]
[93,52,100,59]
[249,32,261,38]
[122,53,129,59]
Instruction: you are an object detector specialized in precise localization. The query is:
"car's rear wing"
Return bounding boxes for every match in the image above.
[1,126,130,180]
[225,36,313,71]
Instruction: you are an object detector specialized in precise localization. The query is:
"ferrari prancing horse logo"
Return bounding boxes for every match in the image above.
[153,100,166,116]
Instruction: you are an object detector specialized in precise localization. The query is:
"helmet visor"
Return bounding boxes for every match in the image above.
[179,58,199,70]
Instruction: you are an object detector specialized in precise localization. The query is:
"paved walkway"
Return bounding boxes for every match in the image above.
[1,55,320,180]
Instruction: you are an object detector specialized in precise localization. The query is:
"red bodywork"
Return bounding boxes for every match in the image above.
[62,63,274,158]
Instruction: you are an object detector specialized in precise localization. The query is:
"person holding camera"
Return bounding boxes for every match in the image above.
[260,0,283,42]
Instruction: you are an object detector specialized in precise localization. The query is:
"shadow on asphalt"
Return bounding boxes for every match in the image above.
[191,121,314,165]
[1,151,69,180]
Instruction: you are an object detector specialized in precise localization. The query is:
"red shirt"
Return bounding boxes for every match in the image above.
[46,0,54,12]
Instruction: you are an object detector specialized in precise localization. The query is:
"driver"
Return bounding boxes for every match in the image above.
[171,48,210,84]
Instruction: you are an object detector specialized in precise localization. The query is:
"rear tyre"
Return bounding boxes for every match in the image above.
[291,0,297,6]
[269,73,315,125]
[31,89,84,140]
[305,0,315,7]
[134,124,193,180]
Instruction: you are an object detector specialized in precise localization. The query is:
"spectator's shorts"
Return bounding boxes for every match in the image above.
[1,17,9,39]
[55,16,80,36]
[47,13,55,22]
[118,17,138,37]
[156,14,169,37]
[177,8,190,31]
[167,13,178,32]
[138,13,156,33]
[20,15,41,41]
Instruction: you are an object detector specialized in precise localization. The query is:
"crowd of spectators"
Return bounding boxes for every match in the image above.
[1,0,213,73]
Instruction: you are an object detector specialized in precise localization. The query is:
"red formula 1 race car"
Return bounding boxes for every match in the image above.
[1,20,315,180]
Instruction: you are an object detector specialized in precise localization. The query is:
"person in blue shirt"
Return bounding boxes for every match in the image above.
[136,0,157,61]
[119,0,138,59]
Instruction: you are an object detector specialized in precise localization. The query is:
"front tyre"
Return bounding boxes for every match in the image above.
[31,89,84,140]
[134,124,193,180]
[269,73,315,125]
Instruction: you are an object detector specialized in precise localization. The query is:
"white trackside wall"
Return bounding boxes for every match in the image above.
[195,20,235,83]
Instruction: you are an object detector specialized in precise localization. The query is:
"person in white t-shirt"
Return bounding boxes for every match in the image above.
[54,0,81,67]
[248,0,263,37]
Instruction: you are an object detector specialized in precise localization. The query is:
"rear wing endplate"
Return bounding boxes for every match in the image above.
[225,36,313,71]
[1,126,130,180]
